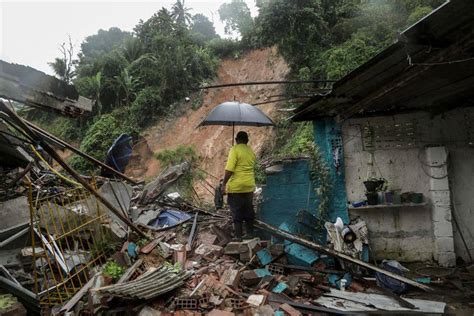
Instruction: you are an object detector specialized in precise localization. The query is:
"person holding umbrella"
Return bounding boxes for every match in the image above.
[222,131,256,241]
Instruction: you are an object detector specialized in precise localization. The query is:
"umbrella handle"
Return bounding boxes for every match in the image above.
[232,123,235,146]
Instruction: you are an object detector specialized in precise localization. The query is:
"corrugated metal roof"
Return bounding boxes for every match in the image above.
[98,267,192,300]
[292,0,474,121]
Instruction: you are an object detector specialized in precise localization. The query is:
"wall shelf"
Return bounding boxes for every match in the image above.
[348,202,428,210]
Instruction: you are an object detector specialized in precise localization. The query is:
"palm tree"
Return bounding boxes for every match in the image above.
[171,0,192,26]
[114,69,140,107]
[122,37,143,64]
[87,72,103,114]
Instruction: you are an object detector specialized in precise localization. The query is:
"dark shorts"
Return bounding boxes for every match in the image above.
[227,192,254,223]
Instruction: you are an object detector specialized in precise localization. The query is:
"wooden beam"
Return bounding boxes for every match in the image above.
[0,102,148,239]
[255,220,433,292]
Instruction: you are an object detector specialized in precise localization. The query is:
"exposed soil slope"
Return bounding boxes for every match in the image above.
[126,47,289,200]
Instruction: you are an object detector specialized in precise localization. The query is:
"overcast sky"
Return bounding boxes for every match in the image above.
[1,0,257,75]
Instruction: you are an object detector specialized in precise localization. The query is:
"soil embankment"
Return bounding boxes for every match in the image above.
[126,47,289,200]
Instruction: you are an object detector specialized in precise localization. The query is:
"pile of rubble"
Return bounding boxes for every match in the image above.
[1,102,474,315]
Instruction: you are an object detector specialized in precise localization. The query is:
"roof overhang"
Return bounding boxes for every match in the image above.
[292,0,474,122]
[0,60,93,117]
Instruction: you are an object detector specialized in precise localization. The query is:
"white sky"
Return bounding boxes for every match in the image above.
[0,0,257,75]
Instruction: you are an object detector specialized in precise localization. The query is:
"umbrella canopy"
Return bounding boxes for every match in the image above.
[198,101,274,127]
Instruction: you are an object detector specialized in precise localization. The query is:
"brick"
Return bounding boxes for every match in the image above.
[241,270,262,286]
[434,221,454,238]
[429,165,448,178]
[175,298,198,310]
[224,298,245,309]
[435,237,454,253]
[207,310,234,316]
[224,242,244,255]
[429,178,450,191]
[425,146,447,166]
[220,269,240,288]
[437,252,456,267]
[279,303,302,316]
[432,205,452,222]
[430,190,451,206]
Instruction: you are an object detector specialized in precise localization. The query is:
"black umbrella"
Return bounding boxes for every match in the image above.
[198,101,274,144]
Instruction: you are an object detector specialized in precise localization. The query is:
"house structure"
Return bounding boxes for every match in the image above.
[0,60,93,116]
[290,0,474,267]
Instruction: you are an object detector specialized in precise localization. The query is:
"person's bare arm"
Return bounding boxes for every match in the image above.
[222,170,233,194]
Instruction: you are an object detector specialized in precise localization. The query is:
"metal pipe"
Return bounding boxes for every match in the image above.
[0,102,147,238]
[255,219,433,292]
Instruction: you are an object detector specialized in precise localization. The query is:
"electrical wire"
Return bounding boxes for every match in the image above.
[29,145,81,187]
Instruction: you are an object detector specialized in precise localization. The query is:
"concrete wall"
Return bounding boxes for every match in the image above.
[342,108,474,264]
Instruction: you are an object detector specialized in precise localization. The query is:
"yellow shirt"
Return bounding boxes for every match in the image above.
[225,144,256,193]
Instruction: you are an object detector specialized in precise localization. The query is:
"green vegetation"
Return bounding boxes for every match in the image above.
[35,2,221,174]
[103,260,126,281]
[34,0,443,179]
[155,145,198,167]
[164,261,181,273]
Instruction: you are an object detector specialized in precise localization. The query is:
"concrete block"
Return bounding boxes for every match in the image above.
[429,166,448,178]
[430,190,451,206]
[425,146,447,166]
[0,196,30,232]
[224,242,244,255]
[437,252,456,267]
[435,237,455,253]
[240,270,261,286]
[431,205,452,222]
[433,221,454,238]
[220,269,240,288]
[429,178,450,191]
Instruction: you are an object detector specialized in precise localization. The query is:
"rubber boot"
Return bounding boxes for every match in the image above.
[243,220,254,240]
[232,222,243,242]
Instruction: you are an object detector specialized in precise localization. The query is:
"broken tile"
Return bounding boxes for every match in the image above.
[256,248,273,265]
[246,294,266,307]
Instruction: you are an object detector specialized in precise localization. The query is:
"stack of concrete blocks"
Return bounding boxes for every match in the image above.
[426,146,456,267]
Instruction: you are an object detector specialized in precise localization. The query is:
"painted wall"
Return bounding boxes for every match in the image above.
[342,108,474,263]
[258,118,350,243]
[258,159,318,238]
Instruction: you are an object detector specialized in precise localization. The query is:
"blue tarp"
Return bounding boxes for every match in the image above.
[148,209,192,229]
[103,134,133,176]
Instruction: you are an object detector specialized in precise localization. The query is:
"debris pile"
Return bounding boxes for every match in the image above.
[1,102,473,315]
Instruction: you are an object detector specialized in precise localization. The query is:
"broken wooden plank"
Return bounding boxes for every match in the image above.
[59,272,100,313]
[255,220,433,292]
[117,259,143,284]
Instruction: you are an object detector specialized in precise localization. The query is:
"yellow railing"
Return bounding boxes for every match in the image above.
[28,183,114,306]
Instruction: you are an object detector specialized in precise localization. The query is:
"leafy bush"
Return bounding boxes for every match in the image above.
[206,38,242,59]
[155,145,198,167]
[278,122,314,156]
[128,86,165,128]
[103,260,126,281]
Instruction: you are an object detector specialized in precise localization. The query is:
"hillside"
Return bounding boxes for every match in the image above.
[125,47,289,200]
